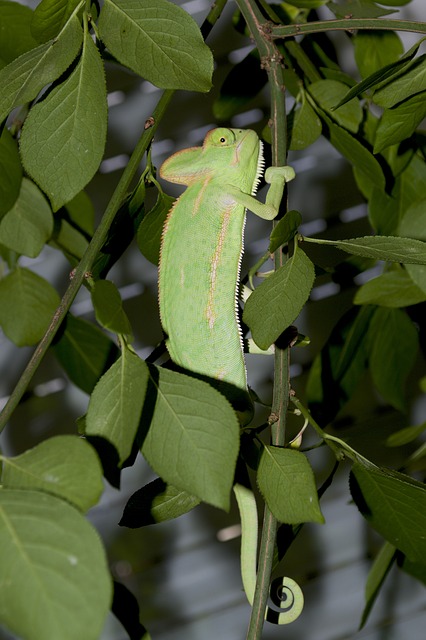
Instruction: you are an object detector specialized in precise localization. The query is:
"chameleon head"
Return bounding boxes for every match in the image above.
[203,128,264,194]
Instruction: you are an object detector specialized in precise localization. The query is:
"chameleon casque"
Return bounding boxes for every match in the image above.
[158,127,302,624]
[158,127,294,405]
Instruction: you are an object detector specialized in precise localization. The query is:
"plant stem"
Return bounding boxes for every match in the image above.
[234,0,291,637]
[273,18,426,39]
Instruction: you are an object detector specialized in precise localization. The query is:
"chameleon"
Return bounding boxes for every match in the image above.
[158,128,303,624]
[158,127,295,405]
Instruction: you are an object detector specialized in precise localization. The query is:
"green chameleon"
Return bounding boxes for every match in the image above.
[158,127,294,393]
[158,127,302,624]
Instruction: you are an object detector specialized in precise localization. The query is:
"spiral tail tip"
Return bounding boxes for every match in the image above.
[266,576,304,625]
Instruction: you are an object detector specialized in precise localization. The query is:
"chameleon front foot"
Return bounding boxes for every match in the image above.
[264,165,295,184]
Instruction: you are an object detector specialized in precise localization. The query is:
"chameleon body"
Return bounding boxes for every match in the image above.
[158,130,302,622]
[158,127,294,394]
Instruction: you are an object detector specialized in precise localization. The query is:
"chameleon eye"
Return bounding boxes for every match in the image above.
[210,128,235,146]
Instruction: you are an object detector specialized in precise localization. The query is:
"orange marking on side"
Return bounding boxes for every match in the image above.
[193,176,212,217]
[215,367,228,381]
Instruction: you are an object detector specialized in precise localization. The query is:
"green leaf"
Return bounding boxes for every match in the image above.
[20,26,107,211]
[328,0,395,17]
[257,446,324,524]
[399,198,426,241]
[321,67,357,87]
[91,279,133,338]
[98,0,213,92]
[307,306,373,424]
[350,463,426,564]
[360,542,397,629]
[398,200,426,293]
[288,99,322,150]
[49,218,89,264]
[354,268,426,307]
[368,308,418,411]
[0,14,83,123]
[386,423,426,447]
[392,152,426,222]
[313,235,426,264]
[1,435,103,512]
[92,177,146,281]
[382,139,414,179]
[0,128,22,217]
[243,247,315,350]
[0,0,38,63]
[354,31,403,79]
[119,478,200,527]
[309,79,363,133]
[353,31,404,78]
[374,54,426,108]
[86,347,149,465]
[321,112,386,191]
[53,313,119,394]
[333,306,374,381]
[141,366,239,511]
[366,152,426,235]
[0,488,112,640]
[0,267,60,346]
[333,39,422,110]
[65,189,94,236]
[367,188,400,236]
[0,178,53,257]
[282,66,303,99]
[408,442,426,467]
[137,192,174,265]
[213,49,267,121]
[374,91,426,153]
[269,210,302,253]
[31,0,82,42]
